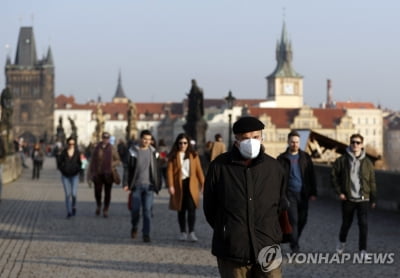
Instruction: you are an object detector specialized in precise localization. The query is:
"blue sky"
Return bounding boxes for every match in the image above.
[1,0,399,110]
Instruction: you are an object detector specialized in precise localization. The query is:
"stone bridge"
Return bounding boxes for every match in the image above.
[0,158,399,277]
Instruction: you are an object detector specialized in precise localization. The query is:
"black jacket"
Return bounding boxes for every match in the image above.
[122,145,162,193]
[203,146,286,265]
[57,148,82,177]
[277,149,317,199]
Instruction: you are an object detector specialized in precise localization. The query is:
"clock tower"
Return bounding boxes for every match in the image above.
[266,22,303,108]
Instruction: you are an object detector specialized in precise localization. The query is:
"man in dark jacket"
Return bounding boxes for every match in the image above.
[123,130,161,243]
[277,130,317,253]
[204,117,286,278]
[331,133,376,259]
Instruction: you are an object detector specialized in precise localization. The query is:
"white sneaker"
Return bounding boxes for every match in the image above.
[188,232,198,242]
[360,250,371,261]
[336,241,345,254]
[178,232,187,241]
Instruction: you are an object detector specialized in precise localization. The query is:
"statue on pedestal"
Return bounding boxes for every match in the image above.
[92,104,105,143]
[126,101,138,143]
[183,79,207,155]
[68,116,78,141]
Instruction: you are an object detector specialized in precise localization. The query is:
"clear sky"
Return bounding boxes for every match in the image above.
[1,0,399,110]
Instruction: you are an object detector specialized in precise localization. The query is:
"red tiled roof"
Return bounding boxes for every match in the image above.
[312,108,346,128]
[335,101,376,109]
[247,107,346,129]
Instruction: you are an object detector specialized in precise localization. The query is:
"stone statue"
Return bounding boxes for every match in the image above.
[126,101,138,142]
[186,79,204,122]
[183,79,207,155]
[93,104,105,142]
[0,87,13,154]
[68,116,78,140]
[56,116,66,143]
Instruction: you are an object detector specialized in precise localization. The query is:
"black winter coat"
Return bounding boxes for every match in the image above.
[122,145,162,193]
[57,148,82,177]
[203,146,286,265]
[277,149,317,199]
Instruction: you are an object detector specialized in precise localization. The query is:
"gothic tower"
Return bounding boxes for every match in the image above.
[5,26,55,143]
[266,22,303,108]
[112,71,128,103]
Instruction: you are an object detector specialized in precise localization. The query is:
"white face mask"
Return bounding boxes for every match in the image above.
[238,138,261,159]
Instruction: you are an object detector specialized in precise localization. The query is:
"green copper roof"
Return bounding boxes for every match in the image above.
[267,22,302,78]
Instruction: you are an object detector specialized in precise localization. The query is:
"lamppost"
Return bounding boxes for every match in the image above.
[225,91,236,148]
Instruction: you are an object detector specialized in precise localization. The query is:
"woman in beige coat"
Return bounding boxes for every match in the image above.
[167,133,204,242]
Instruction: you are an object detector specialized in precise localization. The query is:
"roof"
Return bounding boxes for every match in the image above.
[15,27,37,66]
[335,101,376,109]
[267,22,302,78]
[246,107,346,129]
[113,72,127,99]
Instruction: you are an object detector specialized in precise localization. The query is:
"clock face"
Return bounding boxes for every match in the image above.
[284,83,294,94]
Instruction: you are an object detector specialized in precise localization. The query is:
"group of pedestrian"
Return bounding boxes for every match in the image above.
[52,116,376,278]
[203,117,376,277]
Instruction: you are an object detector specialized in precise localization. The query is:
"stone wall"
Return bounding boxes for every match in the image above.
[3,154,23,184]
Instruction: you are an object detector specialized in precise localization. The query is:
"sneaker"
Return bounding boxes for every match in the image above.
[143,235,151,243]
[188,232,198,242]
[178,232,187,241]
[131,228,137,239]
[360,250,371,261]
[336,241,345,254]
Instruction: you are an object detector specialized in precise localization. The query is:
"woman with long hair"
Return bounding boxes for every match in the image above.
[57,136,82,218]
[167,133,204,242]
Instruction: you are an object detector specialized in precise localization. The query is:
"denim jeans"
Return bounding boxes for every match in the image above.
[131,184,154,236]
[287,190,309,251]
[61,174,79,214]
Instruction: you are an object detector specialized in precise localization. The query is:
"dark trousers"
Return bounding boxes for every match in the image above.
[178,178,196,233]
[339,200,369,251]
[287,190,309,251]
[94,174,113,210]
[32,161,42,179]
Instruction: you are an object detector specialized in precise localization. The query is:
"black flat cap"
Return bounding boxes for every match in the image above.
[232,117,264,134]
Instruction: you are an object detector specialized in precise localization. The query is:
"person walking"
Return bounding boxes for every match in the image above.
[204,116,286,278]
[209,133,227,162]
[88,132,120,218]
[331,133,376,259]
[57,136,82,218]
[123,130,162,243]
[277,130,317,253]
[167,133,204,242]
[31,143,44,179]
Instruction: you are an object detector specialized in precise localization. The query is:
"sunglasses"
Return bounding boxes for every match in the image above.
[178,141,188,145]
[351,140,362,145]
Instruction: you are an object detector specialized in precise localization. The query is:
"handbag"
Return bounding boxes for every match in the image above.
[279,210,293,243]
[112,167,121,185]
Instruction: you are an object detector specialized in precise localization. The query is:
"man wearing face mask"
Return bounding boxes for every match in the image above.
[204,116,286,278]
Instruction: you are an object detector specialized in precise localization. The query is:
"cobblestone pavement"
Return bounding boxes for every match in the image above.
[0,158,399,278]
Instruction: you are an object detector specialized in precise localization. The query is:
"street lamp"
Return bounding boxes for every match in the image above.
[225,91,236,148]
